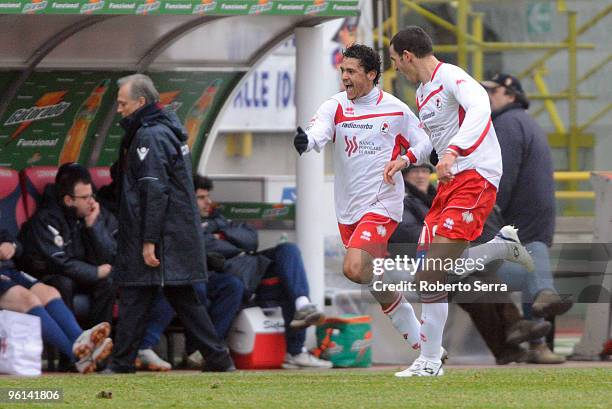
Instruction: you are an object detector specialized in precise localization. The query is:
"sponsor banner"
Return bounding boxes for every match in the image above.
[0,1,359,16]
[97,71,241,166]
[0,71,116,170]
[217,202,295,228]
[0,70,239,169]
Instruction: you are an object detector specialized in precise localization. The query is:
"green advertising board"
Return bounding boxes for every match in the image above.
[217,202,295,229]
[97,71,241,166]
[0,71,116,169]
[0,70,241,169]
[0,0,359,16]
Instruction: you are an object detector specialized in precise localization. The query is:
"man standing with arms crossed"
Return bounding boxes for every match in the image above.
[384,26,503,376]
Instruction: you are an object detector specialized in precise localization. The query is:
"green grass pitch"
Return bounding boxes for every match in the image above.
[2,368,611,408]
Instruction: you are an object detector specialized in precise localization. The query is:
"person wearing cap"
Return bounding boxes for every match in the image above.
[482,73,573,364]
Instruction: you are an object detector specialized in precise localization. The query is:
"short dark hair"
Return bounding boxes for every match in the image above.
[390,26,434,58]
[56,162,92,198]
[342,44,382,85]
[194,175,214,192]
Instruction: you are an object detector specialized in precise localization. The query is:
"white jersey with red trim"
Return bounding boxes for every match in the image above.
[304,87,430,224]
[408,62,502,188]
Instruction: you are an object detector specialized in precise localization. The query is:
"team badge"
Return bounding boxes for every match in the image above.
[462,211,474,224]
[380,122,389,134]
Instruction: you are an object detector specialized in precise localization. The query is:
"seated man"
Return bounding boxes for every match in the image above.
[1,229,112,373]
[389,164,550,364]
[196,176,331,369]
[17,163,116,328]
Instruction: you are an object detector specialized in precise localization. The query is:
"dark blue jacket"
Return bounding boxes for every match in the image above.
[17,185,117,284]
[492,103,555,246]
[114,103,207,286]
[0,229,23,272]
[202,209,271,294]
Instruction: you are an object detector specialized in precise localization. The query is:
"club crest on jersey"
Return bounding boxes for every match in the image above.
[435,98,443,111]
[462,211,474,224]
[380,122,389,134]
[376,225,387,237]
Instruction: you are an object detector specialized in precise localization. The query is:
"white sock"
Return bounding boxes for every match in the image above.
[454,239,510,276]
[295,296,311,310]
[383,294,421,349]
[420,302,448,362]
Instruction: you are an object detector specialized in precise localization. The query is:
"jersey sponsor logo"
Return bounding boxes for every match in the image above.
[344,135,358,157]
[137,147,150,161]
[340,122,373,130]
[443,218,454,230]
[421,111,435,121]
[380,122,389,134]
[462,211,474,224]
[344,106,354,116]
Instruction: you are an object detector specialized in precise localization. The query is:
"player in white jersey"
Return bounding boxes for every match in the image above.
[295,44,532,377]
[293,44,435,359]
[382,26,506,377]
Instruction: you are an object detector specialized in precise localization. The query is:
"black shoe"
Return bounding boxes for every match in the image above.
[532,290,573,318]
[506,319,552,345]
[202,354,236,372]
[496,347,529,365]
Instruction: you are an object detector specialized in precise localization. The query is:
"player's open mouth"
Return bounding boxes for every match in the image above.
[345,84,353,92]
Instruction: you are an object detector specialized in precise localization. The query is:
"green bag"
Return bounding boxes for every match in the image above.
[314,315,372,368]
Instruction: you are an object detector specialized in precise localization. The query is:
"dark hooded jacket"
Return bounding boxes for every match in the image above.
[202,208,271,295]
[113,103,207,286]
[16,184,117,284]
[492,103,555,246]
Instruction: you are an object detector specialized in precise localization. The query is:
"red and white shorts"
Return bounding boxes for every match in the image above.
[338,212,399,258]
[419,170,497,249]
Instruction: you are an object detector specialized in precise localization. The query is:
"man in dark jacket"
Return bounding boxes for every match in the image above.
[18,163,115,328]
[483,73,572,364]
[105,74,233,373]
[389,164,551,364]
[195,176,331,369]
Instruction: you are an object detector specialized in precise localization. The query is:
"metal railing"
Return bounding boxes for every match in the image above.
[374,0,609,212]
